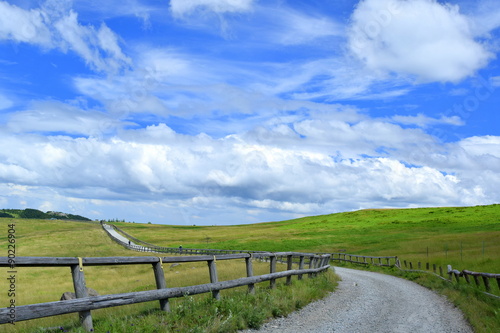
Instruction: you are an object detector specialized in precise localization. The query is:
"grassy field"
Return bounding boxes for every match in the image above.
[0,219,336,332]
[113,204,500,273]
[1,204,499,332]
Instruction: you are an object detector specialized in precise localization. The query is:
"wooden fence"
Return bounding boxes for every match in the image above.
[103,223,266,255]
[329,252,398,266]
[0,252,330,331]
[398,260,500,297]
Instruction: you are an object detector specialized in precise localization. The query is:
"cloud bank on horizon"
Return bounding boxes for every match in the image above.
[0,0,499,225]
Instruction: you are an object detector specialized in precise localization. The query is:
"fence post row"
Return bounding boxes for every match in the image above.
[392,259,500,299]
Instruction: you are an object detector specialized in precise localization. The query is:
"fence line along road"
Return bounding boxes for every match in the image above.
[0,253,331,331]
[328,252,398,266]
[103,223,268,255]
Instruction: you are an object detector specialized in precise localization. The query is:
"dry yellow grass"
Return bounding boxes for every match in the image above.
[0,218,286,332]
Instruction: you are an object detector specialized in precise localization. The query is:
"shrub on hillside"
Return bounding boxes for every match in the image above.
[19,208,49,219]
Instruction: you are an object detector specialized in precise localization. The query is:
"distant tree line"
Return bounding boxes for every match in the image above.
[106,218,127,223]
[0,208,91,221]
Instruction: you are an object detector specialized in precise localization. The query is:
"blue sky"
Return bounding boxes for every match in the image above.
[0,0,499,225]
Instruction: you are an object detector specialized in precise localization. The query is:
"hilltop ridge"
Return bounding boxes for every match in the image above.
[0,208,91,221]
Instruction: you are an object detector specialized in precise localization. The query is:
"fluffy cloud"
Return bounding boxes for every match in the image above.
[1,113,499,223]
[459,136,500,157]
[1,0,499,225]
[348,0,493,83]
[0,0,131,73]
[0,1,52,46]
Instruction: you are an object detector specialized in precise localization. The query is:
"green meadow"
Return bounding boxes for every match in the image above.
[0,219,336,332]
[114,204,500,273]
[1,204,499,332]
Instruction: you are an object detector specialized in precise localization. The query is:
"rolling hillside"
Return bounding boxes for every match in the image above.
[111,204,500,272]
[0,204,499,332]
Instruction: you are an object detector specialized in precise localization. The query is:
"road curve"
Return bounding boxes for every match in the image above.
[241,267,473,333]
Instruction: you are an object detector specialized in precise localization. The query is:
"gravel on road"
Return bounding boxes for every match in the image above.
[240,267,473,333]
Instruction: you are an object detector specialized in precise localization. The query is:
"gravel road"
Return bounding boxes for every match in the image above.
[240,267,473,333]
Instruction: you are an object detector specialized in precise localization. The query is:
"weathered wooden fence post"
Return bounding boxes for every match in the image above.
[269,254,277,289]
[482,276,491,292]
[245,255,255,294]
[298,256,305,280]
[323,255,329,267]
[152,258,169,312]
[308,256,315,278]
[208,257,220,300]
[473,274,481,287]
[70,262,93,332]
[286,255,293,285]
[463,271,470,284]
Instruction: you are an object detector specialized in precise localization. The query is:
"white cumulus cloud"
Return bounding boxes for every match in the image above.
[348,0,493,83]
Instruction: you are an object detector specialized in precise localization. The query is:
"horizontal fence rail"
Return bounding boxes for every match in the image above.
[329,252,398,267]
[0,253,331,331]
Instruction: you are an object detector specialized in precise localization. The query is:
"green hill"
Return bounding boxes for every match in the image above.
[112,204,500,272]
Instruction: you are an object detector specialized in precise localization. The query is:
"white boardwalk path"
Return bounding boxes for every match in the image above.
[102,224,150,251]
[241,267,473,333]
